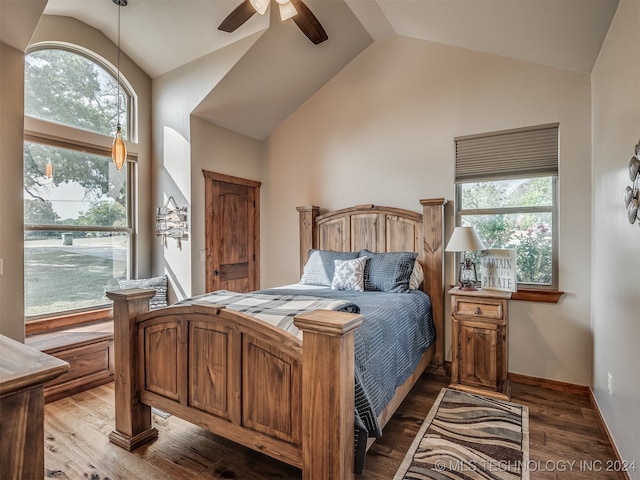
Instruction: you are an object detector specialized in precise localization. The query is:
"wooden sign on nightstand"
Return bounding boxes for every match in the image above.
[448,286,512,401]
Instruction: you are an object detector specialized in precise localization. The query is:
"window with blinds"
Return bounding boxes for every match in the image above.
[455,123,558,182]
[454,124,559,289]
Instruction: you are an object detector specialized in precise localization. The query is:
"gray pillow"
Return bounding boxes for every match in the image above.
[358,250,418,293]
[118,275,168,309]
[299,249,359,286]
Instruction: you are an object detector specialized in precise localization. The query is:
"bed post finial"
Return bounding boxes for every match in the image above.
[297,206,319,276]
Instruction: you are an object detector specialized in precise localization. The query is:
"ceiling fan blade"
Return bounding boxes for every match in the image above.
[290,0,328,45]
[218,0,257,33]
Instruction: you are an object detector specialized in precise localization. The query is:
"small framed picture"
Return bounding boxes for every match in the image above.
[481,249,517,292]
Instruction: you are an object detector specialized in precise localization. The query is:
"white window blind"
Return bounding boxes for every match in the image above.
[455,123,559,182]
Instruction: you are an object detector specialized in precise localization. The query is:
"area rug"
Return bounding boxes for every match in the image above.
[394,388,529,480]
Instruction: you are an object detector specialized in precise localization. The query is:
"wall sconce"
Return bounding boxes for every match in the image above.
[156,196,188,249]
[445,226,486,291]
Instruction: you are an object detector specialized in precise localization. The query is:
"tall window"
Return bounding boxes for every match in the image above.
[23,46,135,320]
[455,124,559,289]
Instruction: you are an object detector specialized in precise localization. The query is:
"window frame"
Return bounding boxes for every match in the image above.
[453,123,561,299]
[24,43,136,142]
[23,45,138,329]
[454,175,559,291]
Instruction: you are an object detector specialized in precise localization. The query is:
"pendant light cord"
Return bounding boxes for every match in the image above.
[116,1,121,131]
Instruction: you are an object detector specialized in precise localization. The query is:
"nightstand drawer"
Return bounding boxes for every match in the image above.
[454,298,504,319]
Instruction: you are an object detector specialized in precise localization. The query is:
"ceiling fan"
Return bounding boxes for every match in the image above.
[218,0,328,45]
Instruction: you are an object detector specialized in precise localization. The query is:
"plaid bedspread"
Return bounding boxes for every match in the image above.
[178,290,360,339]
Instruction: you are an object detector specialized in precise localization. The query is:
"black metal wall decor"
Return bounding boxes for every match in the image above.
[625,139,640,227]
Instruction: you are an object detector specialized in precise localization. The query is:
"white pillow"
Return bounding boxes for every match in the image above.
[331,257,368,292]
[409,260,424,290]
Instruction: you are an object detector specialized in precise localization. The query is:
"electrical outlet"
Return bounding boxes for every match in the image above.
[199,250,206,262]
[607,373,613,395]
[0,258,3,275]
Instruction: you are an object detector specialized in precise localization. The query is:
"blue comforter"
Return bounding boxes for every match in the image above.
[257,287,436,441]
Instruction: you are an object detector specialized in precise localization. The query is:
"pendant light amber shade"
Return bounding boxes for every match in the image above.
[112,124,127,171]
[45,161,53,179]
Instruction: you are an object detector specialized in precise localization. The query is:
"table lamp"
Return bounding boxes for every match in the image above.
[445,226,486,291]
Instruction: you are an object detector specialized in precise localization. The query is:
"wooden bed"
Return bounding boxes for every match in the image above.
[106,198,446,480]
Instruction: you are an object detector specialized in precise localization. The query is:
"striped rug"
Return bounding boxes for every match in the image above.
[394,388,529,480]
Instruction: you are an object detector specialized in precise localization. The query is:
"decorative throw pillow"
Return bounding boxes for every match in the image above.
[331,257,368,291]
[118,275,168,309]
[299,249,359,286]
[358,249,418,293]
[409,260,424,290]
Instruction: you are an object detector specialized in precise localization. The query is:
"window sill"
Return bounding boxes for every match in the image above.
[449,284,564,303]
[510,288,563,303]
[25,307,113,335]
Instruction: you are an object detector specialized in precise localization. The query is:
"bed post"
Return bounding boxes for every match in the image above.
[420,198,447,371]
[294,310,363,480]
[297,205,319,276]
[106,288,158,450]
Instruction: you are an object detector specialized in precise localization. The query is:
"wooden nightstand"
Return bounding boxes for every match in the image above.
[449,287,511,401]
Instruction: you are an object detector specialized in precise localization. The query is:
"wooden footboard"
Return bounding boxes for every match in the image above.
[106,289,362,479]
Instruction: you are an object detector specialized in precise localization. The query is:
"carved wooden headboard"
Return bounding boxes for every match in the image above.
[296,198,447,368]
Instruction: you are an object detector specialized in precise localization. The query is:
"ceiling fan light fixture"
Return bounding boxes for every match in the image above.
[249,0,269,15]
[218,0,327,45]
[278,0,297,21]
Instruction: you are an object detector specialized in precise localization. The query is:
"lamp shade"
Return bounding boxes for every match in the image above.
[250,0,270,15]
[445,226,486,252]
[278,0,297,20]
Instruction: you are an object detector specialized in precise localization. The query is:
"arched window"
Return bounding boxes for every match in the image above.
[25,47,130,138]
[23,46,136,322]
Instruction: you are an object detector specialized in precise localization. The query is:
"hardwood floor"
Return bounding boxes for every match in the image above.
[43,373,628,479]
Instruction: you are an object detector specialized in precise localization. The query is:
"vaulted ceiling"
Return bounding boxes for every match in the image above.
[1,0,619,139]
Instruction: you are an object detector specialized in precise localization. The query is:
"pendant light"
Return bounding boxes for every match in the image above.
[111,0,127,171]
[45,160,53,179]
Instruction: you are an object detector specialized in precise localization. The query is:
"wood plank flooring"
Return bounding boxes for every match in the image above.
[43,374,628,479]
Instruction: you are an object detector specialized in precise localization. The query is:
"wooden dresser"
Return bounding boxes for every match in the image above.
[0,334,69,479]
[449,287,511,400]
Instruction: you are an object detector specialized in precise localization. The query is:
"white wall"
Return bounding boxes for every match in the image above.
[190,117,262,296]
[262,36,594,385]
[0,43,26,342]
[591,0,640,472]
[151,34,262,301]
